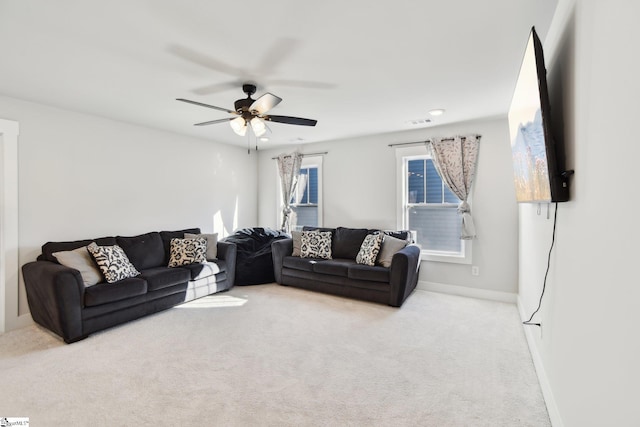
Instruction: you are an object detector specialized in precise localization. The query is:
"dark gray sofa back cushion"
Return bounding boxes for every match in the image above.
[383,230,411,242]
[332,227,369,259]
[40,237,117,263]
[116,232,165,271]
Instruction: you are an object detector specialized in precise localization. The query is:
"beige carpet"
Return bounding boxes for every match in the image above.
[0,285,550,426]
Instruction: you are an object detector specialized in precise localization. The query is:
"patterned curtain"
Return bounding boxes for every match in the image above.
[277,151,303,233]
[427,135,481,240]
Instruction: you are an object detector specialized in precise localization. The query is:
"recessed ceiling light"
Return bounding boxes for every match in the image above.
[259,137,269,142]
[429,109,445,116]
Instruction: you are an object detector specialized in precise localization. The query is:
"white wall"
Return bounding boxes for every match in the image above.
[257,116,519,295]
[0,95,257,318]
[519,0,640,425]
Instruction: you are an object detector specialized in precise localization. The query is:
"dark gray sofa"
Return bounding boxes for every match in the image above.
[272,227,421,307]
[22,228,236,343]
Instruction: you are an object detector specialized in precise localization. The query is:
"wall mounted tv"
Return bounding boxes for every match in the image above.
[508,26,570,203]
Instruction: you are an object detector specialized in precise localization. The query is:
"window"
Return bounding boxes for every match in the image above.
[397,148,471,264]
[291,166,319,230]
[279,156,323,231]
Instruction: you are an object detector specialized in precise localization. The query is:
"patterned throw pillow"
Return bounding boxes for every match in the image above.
[168,237,207,267]
[87,242,140,283]
[300,231,332,259]
[356,233,384,266]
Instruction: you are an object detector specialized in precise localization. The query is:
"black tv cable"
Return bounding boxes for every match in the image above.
[523,202,558,327]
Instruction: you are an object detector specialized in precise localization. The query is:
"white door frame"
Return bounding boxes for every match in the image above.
[0,118,21,333]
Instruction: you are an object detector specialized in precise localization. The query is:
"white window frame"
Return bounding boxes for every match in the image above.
[396,146,472,264]
[276,155,323,229]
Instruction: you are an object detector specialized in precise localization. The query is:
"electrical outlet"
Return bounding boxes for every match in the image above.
[471,266,479,276]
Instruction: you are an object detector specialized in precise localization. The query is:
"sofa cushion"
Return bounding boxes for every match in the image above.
[41,237,116,263]
[84,277,147,307]
[87,243,141,283]
[139,266,191,292]
[356,233,384,266]
[291,231,303,257]
[332,227,369,259]
[348,264,390,283]
[283,256,318,272]
[301,230,332,259]
[116,232,165,271]
[160,228,201,264]
[52,246,103,286]
[180,261,224,281]
[312,259,355,277]
[377,235,408,268]
[302,226,335,234]
[168,237,207,267]
[185,232,218,260]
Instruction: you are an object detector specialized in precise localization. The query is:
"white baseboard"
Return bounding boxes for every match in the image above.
[417,280,517,303]
[517,296,564,427]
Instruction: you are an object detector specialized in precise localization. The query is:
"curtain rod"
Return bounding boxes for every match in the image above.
[388,135,480,147]
[271,151,328,160]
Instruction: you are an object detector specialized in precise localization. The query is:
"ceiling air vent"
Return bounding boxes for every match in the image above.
[407,118,431,126]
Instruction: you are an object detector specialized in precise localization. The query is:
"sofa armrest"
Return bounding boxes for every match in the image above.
[271,238,293,284]
[22,261,86,343]
[216,241,237,286]
[389,244,421,307]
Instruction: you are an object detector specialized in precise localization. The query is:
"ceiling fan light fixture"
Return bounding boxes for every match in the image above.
[230,116,247,136]
[250,117,267,137]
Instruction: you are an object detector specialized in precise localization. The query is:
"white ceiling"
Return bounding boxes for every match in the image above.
[0,0,558,149]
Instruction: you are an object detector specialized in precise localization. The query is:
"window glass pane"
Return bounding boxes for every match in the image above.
[425,160,442,203]
[408,206,462,253]
[299,168,309,204]
[443,185,459,203]
[291,206,317,230]
[407,159,425,203]
[308,168,318,204]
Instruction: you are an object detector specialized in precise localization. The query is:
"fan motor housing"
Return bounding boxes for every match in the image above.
[234,98,253,112]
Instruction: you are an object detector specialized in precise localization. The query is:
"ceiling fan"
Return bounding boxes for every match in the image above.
[177,83,317,137]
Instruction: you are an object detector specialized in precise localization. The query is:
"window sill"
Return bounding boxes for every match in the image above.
[420,248,472,265]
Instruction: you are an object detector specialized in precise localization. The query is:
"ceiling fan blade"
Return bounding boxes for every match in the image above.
[268,79,337,90]
[255,38,299,76]
[167,45,245,76]
[194,117,235,126]
[265,115,317,126]
[176,98,237,114]
[193,80,242,95]
[250,93,282,115]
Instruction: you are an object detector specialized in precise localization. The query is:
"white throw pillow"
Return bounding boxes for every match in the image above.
[291,230,302,257]
[376,235,408,268]
[53,246,103,286]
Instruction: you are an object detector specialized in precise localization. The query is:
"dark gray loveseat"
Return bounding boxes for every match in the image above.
[272,227,421,307]
[22,228,236,343]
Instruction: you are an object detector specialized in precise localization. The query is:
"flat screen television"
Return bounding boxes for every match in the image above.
[508,27,570,203]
